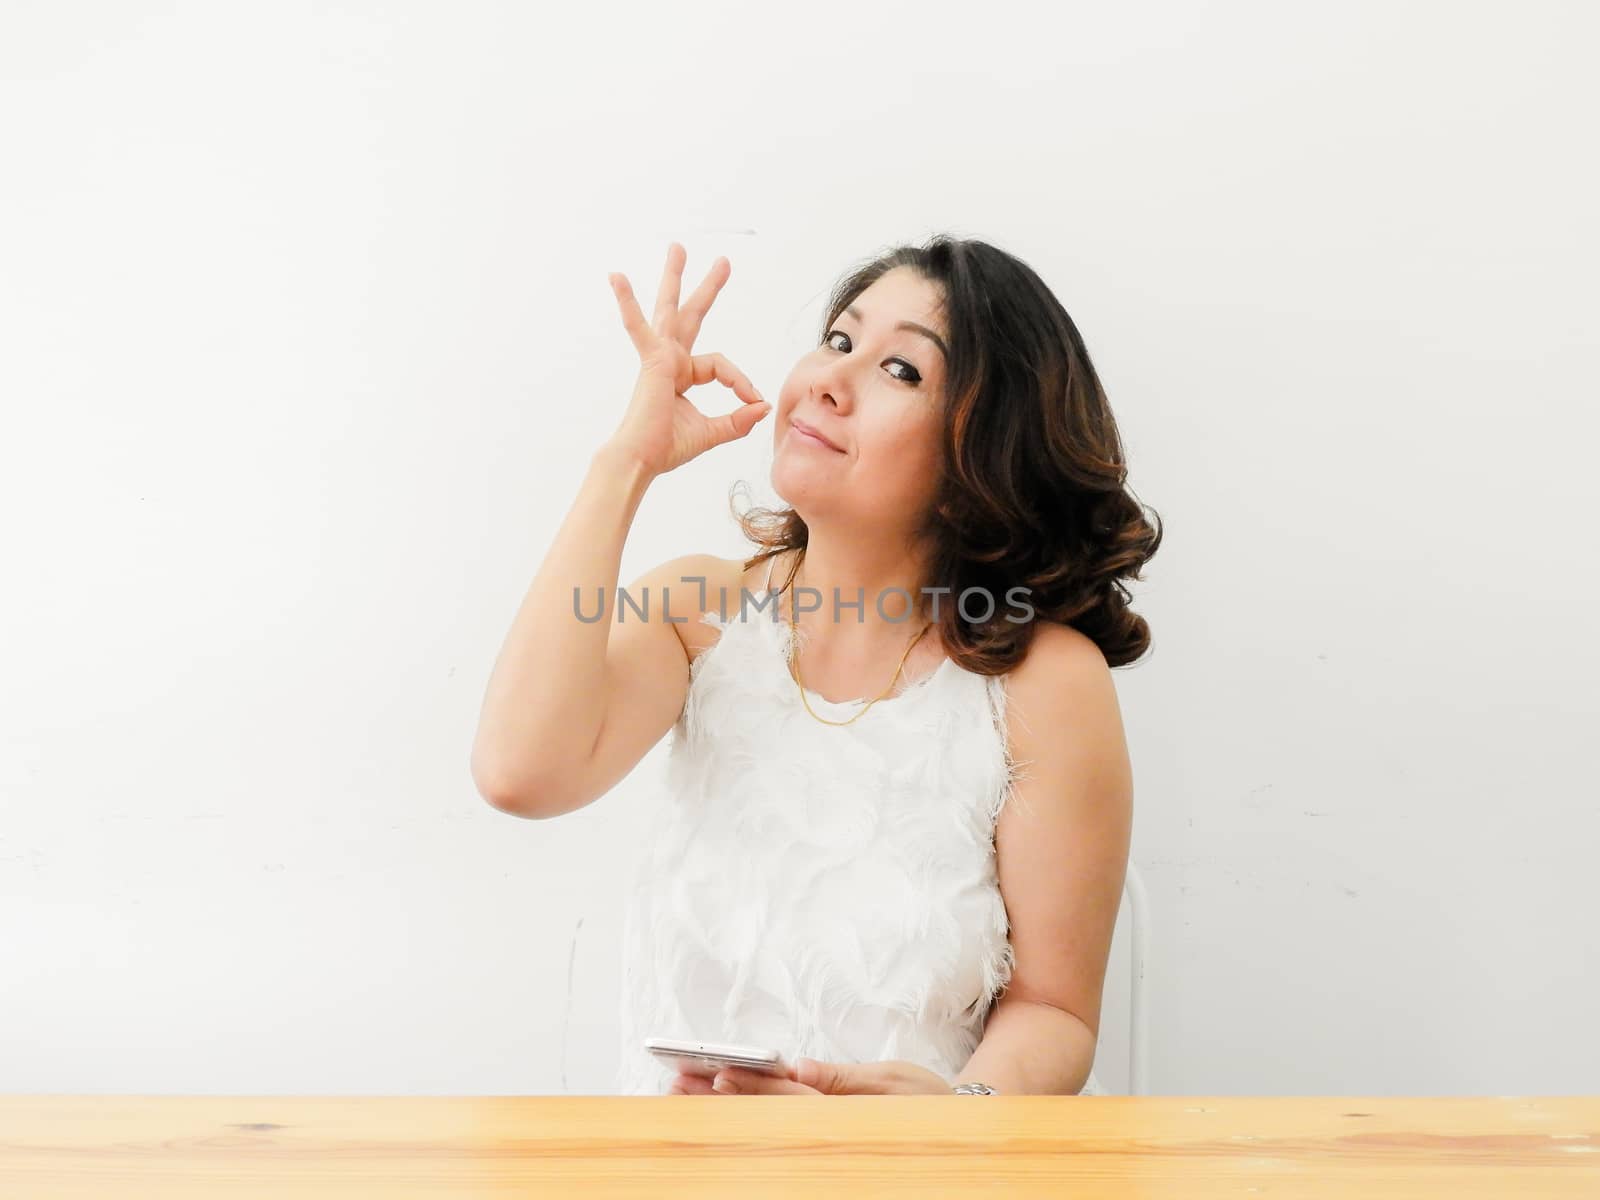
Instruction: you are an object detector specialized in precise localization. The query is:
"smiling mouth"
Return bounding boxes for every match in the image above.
[789,422,845,453]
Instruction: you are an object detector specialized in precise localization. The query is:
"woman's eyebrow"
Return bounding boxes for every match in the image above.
[841,304,947,360]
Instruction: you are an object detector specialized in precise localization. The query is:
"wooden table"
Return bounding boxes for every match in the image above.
[2,1095,1597,1197]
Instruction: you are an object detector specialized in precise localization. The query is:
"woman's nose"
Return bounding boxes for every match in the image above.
[811,373,852,414]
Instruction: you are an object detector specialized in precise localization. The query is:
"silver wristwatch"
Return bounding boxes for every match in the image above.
[951,1081,999,1094]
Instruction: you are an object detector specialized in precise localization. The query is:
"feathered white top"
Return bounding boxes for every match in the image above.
[613,564,1108,1096]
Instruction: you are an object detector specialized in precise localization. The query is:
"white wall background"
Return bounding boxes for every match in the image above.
[2,0,1595,1097]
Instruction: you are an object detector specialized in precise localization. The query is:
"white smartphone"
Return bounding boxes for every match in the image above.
[645,1036,790,1080]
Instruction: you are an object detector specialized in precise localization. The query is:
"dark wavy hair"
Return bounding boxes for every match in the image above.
[731,234,1163,671]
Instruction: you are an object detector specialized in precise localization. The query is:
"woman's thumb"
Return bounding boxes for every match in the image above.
[718,401,770,444]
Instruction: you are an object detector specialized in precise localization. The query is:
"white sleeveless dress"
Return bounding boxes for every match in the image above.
[613,559,1109,1096]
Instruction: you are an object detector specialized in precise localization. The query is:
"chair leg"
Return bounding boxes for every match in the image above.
[1123,859,1151,1096]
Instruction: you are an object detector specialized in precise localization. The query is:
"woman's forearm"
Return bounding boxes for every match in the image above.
[470,442,654,803]
[954,996,1098,1095]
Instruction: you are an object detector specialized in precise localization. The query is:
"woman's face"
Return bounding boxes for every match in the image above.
[771,266,948,526]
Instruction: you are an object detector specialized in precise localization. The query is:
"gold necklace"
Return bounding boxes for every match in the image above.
[785,562,934,726]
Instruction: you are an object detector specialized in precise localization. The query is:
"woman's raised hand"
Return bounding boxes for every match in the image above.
[604,243,771,478]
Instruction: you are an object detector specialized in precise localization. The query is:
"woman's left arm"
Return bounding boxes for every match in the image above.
[954,995,1099,1095]
[961,622,1134,1095]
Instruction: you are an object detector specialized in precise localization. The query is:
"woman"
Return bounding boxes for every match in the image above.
[471,236,1161,1096]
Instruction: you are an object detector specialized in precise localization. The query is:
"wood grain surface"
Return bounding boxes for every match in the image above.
[1,1095,1596,1197]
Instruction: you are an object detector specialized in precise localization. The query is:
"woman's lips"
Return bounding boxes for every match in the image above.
[789,420,845,453]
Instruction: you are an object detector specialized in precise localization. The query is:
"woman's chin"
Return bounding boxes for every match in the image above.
[770,457,833,501]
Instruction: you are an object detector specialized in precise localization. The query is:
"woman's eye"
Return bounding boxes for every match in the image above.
[822,330,922,385]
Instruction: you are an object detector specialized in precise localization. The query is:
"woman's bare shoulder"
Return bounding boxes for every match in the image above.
[667,552,779,661]
[1005,619,1109,686]
[1002,619,1117,734]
